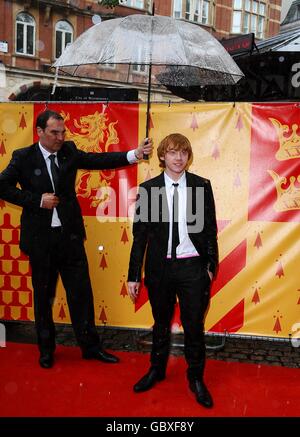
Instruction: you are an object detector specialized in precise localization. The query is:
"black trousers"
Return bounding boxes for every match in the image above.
[147,257,211,381]
[29,227,100,354]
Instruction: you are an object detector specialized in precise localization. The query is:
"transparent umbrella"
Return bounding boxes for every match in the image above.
[53,14,244,138]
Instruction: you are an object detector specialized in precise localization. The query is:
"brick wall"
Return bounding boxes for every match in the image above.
[155,0,172,16]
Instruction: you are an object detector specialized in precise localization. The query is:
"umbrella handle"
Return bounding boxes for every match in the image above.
[143,113,150,160]
[143,138,149,161]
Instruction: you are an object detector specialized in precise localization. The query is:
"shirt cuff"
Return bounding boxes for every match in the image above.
[127,150,138,164]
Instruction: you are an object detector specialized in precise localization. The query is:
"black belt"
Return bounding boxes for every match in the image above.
[166,256,200,264]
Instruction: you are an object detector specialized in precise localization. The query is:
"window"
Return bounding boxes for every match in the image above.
[185,0,191,20]
[232,11,242,33]
[257,15,264,38]
[55,21,73,59]
[259,3,265,15]
[174,0,183,18]
[202,1,210,24]
[16,12,35,56]
[123,0,144,8]
[193,0,200,22]
[132,63,146,73]
[131,45,147,74]
[102,63,115,69]
[245,0,251,11]
[243,12,250,33]
[234,0,242,8]
[251,14,257,33]
[176,0,212,25]
[231,0,266,39]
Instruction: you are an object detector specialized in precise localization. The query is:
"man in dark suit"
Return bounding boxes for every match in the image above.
[0,109,152,369]
[127,133,218,408]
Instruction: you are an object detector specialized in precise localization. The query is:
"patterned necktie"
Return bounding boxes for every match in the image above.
[171,183,179,260]
[49,154,59,193]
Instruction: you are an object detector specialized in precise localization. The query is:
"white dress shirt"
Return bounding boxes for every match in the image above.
[164,172,199,259]
[39,143,61,227]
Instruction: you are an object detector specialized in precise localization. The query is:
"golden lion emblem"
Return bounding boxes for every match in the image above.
[60,109,119,153]
[60,109,119,207]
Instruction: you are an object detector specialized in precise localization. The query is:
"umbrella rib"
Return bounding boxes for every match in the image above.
[96,16,128,65]
[174,20,190,66]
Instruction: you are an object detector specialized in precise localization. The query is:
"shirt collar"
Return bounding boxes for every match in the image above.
[38,142,57,160]
[164,171,186,188]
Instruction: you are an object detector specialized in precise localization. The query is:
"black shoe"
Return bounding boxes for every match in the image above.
[82,348,119,363]
[133,368,165,393]
[39,352,54,369]
[189,380,213,408]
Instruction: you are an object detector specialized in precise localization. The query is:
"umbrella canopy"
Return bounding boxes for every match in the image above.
[53,14,244,146]
[53,14,244,87]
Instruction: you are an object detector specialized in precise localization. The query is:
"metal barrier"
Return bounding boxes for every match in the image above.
[136,330,228,352]
[0,322,6,348]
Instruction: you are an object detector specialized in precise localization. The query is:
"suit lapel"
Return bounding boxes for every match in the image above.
[154,172,169,234]
[33,144,53,192]
[155,172,165,189]
[57,144,69,171]
[34,143,70,193]
[185,171,198,227]
[186,171,193,223]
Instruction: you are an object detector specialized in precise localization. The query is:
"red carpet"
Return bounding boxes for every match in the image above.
[0,342,299,417]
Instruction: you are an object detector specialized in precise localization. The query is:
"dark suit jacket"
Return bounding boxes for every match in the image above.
[0,141,130,255]
[128,171,218,287]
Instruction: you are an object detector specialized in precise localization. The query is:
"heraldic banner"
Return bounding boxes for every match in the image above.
[0,102,299,339]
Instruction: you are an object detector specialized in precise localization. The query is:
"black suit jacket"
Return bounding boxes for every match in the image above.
[128,171,218,286]
[0,141,130,255]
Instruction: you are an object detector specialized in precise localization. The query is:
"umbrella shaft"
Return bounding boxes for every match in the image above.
[146,62,152,139]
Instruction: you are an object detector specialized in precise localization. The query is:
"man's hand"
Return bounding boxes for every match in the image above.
[134,137,153,160]
[41,193,59,209]
[127,282,141,302]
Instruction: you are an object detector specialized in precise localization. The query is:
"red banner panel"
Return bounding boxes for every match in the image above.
[34,103,139,218]
[248,103,300,222]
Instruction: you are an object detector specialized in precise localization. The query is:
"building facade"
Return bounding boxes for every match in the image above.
[0,0,282,101]
[157,0,282,40]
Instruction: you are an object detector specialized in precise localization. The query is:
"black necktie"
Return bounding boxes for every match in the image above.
[49,154,59,193]
[171,183,179,260]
